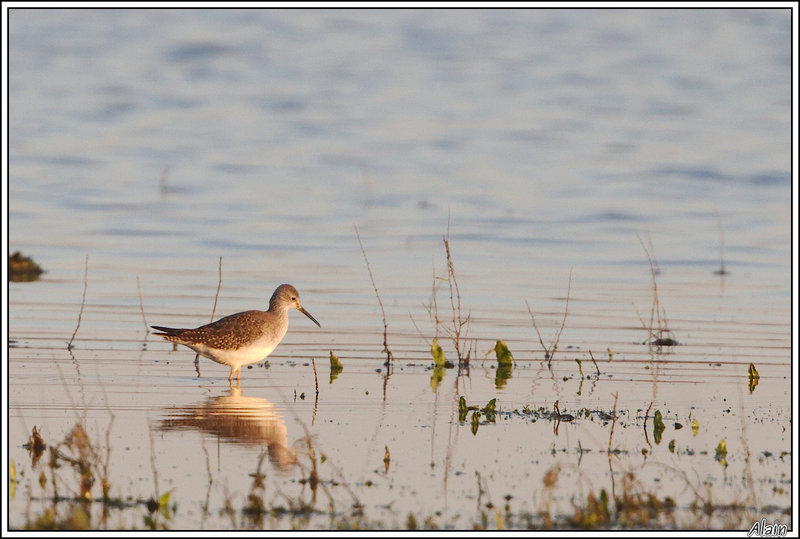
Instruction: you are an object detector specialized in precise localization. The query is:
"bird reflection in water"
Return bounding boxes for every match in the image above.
[157,388,297,471]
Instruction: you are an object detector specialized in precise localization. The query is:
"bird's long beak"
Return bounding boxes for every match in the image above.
[299,306,321,327]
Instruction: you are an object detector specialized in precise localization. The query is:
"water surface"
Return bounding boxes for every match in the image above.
[7,8,794,531]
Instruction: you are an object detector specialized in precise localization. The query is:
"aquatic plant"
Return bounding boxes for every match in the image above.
[355,225,393,365]
[493,340,513,389]
[747,363,759,393]
[9,251,45,282]
[67,255,89,350]
[425,222,473,366]
[715,439,728,468]
[653,410,666,445]
[525,269,572,368]
[329,351,343,383]
[634,234,678,348]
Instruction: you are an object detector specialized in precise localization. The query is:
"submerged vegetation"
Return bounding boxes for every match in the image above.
[15,420,176,531]
[10,224,789,531]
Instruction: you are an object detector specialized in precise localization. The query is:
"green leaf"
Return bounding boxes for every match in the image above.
[431,338,446,368]
[482,398,496,414]
[495,362,512,389]
[329,351,343,383]
[653,410,665,445]
[158,489,173,508]
[9,459,15,500]
[494,340,513,366]
[715,439,728,467]
[329,351,343,372]
[482,398,497,422]
[458,396,468,423]
[430,366,445,393]
[158,489,175,519]
[470,411,480,435]
[748,363,759,393]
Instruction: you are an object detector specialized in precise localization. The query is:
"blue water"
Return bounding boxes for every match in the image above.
[6,8,794,531]
[8,7,792,334]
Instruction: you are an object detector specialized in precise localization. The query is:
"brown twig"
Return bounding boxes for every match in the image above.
[195,257,223,375]
[525,299,549,357]
[312,358,319,398]
[644,401,653,449]
[68,255,89,350]
[355,225,392,364]
[136,275,149,336]
[608,392,619,455]
[714,211,729,276]
[553,268,573,349]
[525,268,572,368]
[210,256,223,321]
[440,219,471,364]
[636,233,674,346]
[588,350,601,377]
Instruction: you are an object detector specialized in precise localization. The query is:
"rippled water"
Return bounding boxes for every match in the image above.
[7,8,794,531]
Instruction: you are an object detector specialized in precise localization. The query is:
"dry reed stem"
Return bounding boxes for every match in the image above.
[430,261,440,341]
[195,256,223,375]
[715,211,728,275]
[588,350,601,376]
[68,254,89,350]
[312,357,319,398]
[438,219,471,363]
[147,414,161,500]
[525,268,572,368]
[525,299,549,356]
[354,225,392,363]
[210,256,223,321]
[635,233,673,345]
[644,401,653,449]
[607,391,620,503]
[136,275,149,336]
[608,391,619,455]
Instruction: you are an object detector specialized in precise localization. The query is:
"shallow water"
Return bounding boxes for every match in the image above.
[6,8,794,531]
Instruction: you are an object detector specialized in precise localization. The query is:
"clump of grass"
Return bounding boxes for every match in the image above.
[426,222,474,367]
[525,269,572,368]
[18,417,174,530]
[9,251,45,282]
[570,481,677,529]
[634,234,678,348]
